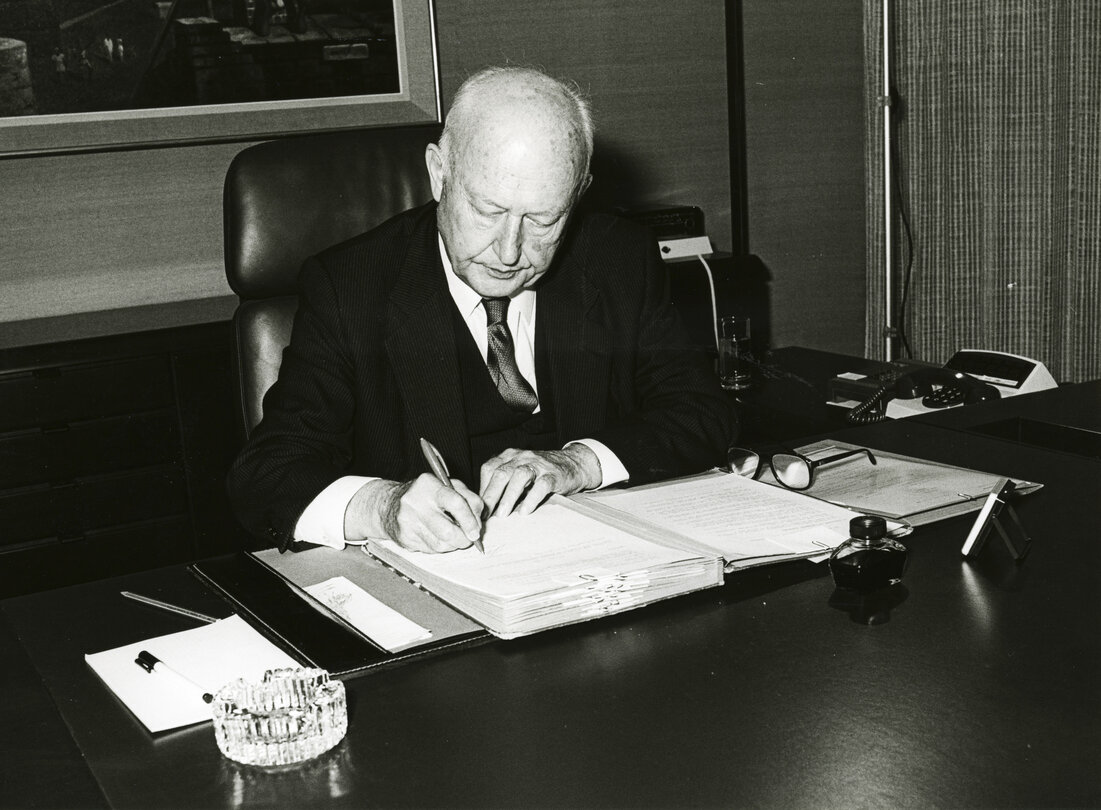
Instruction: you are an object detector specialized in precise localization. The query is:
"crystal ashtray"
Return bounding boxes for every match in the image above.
[211,668,347,768]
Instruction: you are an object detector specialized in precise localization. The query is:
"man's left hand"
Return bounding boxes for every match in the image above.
[479,444,602,518]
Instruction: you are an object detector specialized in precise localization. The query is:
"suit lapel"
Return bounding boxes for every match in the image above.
[538,246,609,442]
[384,212,473,482]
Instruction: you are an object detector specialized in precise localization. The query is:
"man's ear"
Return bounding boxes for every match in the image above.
[576,173,593,201]
[425,143,445,202]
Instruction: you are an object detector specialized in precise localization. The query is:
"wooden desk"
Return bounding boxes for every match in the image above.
[3,387,1100,808]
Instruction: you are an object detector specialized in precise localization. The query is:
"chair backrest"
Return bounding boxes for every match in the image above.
[223,124,440,439]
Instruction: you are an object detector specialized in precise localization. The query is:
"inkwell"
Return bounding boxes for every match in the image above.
[828,514,908,624]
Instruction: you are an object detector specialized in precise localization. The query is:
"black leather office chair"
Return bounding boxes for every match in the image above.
[223,124,440,441]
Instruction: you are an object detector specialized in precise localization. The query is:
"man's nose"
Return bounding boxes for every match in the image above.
[494,215,524,266]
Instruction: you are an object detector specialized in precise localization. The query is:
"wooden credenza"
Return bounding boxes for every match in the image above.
[0,319,244,597]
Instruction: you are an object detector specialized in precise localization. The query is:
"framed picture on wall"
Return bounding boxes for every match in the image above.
[0,0,439,156]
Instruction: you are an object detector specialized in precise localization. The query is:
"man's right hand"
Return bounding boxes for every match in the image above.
[345,475,484,553]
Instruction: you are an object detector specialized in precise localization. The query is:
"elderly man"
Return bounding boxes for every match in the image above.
[228,66,733,554]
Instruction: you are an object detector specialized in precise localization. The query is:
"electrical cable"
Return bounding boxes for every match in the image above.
[694,253,720,352]
[845,380,893,424]
[892,105,916,360]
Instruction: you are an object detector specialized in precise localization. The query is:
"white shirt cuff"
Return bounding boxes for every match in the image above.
[567,439,629,489]
[293,475,377,549]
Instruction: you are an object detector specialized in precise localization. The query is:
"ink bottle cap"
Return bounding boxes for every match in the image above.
[850,515,887,545]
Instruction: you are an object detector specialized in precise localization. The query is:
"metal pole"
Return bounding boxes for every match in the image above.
[882,0,894,360]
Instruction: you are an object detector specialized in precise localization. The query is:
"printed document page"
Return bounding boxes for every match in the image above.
[586,472,854,563]
[370,499,711,600]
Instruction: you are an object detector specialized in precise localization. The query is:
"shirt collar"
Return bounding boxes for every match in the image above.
[437,233,535,323]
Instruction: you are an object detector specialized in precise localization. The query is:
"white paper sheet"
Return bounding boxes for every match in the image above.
[591,473,854,561]
[85,614,299,733]
[304,575,432,651]
[373,500,703,599]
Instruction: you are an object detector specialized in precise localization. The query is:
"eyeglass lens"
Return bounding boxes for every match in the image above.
[771,453,811,489]
[727,448,761,477]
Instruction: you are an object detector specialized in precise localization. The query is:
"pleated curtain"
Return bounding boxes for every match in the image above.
[863,1,1101,381]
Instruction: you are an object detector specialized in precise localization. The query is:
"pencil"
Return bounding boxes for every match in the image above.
[120,591,219,624]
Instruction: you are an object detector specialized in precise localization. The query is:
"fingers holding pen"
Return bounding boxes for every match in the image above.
[385,474,484,553]
[449,477,486,538]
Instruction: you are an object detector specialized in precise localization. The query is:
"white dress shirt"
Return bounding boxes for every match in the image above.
[292,235,628,548]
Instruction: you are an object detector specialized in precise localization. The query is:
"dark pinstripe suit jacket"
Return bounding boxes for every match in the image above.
[227,202,734,547]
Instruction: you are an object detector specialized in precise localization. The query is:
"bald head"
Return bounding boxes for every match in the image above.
[439,66,594,190]
[425,67,595,299]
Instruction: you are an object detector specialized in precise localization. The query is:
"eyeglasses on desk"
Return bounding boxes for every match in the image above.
[727,446,877,491]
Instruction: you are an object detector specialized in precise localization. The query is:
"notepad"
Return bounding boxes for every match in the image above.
[85,615,299,733]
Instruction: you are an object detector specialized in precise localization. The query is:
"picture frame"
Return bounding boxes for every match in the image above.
[0,0,440,157]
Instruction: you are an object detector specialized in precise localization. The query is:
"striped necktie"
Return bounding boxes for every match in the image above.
[482,297,539,413]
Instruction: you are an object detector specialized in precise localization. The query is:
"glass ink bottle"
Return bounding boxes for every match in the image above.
[829,515,908,594]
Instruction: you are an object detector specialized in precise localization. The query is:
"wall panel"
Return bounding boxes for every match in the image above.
[0,143,246,323]
[741,0,867,355]
[0,0,732,335]
[434,0,731,247]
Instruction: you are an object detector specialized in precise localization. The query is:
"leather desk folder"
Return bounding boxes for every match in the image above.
[190,549,491,678]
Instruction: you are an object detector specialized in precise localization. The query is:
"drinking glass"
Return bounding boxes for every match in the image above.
[718,315,752,391]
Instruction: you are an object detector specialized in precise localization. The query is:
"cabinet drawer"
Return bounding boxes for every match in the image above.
[0,357,174,431]
[0,410,180,489]
[0,516,194,598]
[0,464,188,549]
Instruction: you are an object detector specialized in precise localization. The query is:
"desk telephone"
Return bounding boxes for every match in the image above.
[845,349,1057,424]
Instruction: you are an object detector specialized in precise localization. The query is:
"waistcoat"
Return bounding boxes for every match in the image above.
[449,303,559,486]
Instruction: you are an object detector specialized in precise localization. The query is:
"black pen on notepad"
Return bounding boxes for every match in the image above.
[419,437,485,554]
[135,650,214,704]
[120,591,219,624]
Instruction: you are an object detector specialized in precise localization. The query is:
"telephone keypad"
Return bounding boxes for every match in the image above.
[922,385,965,409]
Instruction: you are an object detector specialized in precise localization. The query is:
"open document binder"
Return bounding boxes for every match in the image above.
[191,451,1038,677]
[191,474,876,676]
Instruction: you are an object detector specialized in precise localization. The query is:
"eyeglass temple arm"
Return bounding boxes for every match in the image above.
[813,448,877,467]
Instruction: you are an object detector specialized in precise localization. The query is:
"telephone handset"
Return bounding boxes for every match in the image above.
[841,350,1056,424]
[847,366,1000,424]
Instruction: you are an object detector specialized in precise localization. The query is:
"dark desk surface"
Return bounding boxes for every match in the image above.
[3,383,1100,809]
[911,378,1101,458]
[733,346,887,442]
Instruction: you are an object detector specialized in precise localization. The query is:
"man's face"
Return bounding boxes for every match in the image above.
[427,133,587,299]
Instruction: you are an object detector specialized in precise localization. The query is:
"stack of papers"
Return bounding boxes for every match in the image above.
[367,499,723,639]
